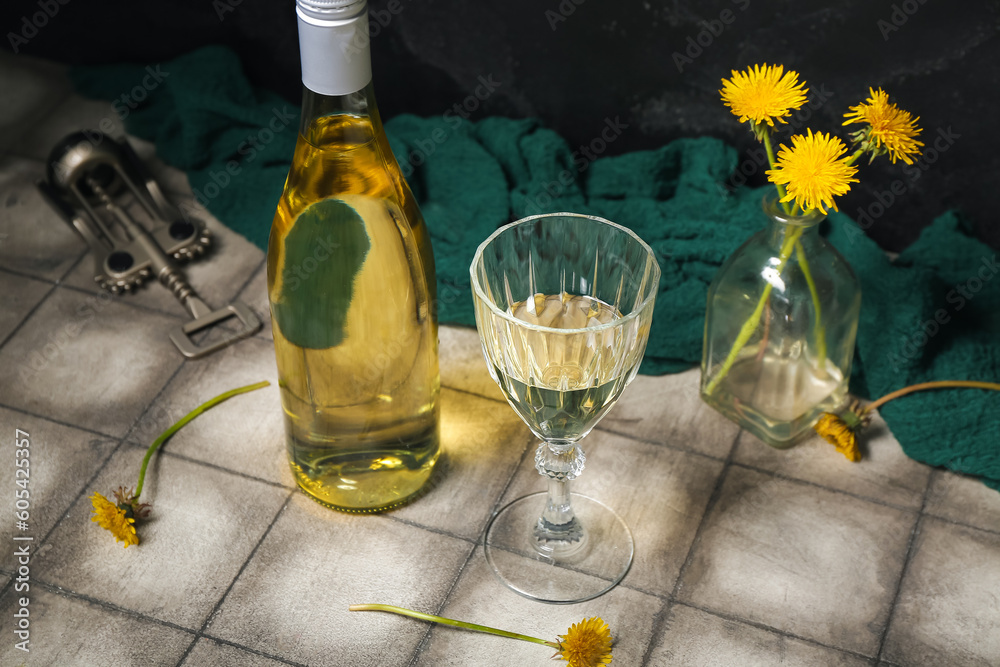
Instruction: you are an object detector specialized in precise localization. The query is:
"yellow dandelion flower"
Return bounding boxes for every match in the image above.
[90,492,139,548]
[720,64,809,127]
[554,617,614,667]
[843,88,923,165]
[814,413,862,462]
[766,129,859,214]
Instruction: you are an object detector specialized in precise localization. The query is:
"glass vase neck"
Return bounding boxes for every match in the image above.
[762,197,823,249]
[762,196,825,230]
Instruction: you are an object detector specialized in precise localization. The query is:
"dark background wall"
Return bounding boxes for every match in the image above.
[3,0,998,251]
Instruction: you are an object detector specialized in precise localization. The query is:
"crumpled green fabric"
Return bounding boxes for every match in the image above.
[69,46,1000,490]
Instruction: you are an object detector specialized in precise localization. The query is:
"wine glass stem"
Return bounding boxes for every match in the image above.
[533,441,587,557]
[543,477,574,526]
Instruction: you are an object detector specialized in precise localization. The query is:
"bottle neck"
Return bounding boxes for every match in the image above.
[299,83,383,141]
[297,2,372,98]
[296,1,381,141]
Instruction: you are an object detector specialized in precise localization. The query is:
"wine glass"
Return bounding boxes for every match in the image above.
[470,212,660,603]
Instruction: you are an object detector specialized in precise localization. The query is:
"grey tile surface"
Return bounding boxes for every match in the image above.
[498,428,725,597]
[600,367,741,459]
[0,587,193,667]
[10,94,126,161]
[882,517,1000,666]
[647,603,871,666]
[0,52,71,156]
[0,407,118,571]
[733,411,932,509]
[677,466,915,656]
[437,323,504,401]
[414,550,663,667]
[924,469,1000,533]
[392,387,535,540]
[206,494,475,666]
[0,155,85,282]
[181,638,292,667]
[0,286,184,438]
[37,446,289,628]
[60,194,264,320]
[126,336,289,487]
[237,262,272,340]
[0,269,52,344]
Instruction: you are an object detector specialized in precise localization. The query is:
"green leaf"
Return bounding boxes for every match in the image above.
[272,199,371,349]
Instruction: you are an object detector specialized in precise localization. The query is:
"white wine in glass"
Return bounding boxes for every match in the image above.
[471,212,659,603]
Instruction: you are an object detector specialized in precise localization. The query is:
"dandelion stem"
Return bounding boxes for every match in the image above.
[762,131,792,215]
[795,239,826,367]
[866,381,1000,413]
[134,381,270,499]
[349,604,559,649]
[705,226,803,396]
[844,147,866,167]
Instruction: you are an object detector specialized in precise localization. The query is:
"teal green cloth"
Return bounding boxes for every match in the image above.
[70,46,1000,490]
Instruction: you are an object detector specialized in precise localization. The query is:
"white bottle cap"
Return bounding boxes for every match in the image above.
[296,0,372,96]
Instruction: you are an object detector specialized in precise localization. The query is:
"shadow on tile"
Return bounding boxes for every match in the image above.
[677,466,916,657]
[599,367,741,459]
[415,550,662,666]
[0,587,193,666]
[0,286,185,438]
[498,429,724,598]
[882,517,1000,666]
[127,336,289,487]
[733,409,932,510]
[0,155,85,281]
[0,406,118,571]
[36,446,289,629]
[647,603,871,666]
[206,494,474,666]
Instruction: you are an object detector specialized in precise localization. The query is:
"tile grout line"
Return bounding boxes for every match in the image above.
[54,246,91,285]
[670,599,883,663]
[174,491,296,667]
[384,513,478,547]
[639,427,743,667]
[57,281,190,321]
[0,401,124,441]
[0,437,130,603]
[121,439,294,492]
[117,359,189,445]
[873,470,934,663]
[0,280,58,351]
[404,433,537,667]
[0,359,191,600]
[730,460,926,515]
[186,634,312,667]
[636,597,673,666]
[21,578,201,636]
[403,539,480,667]
[593,423,732,462]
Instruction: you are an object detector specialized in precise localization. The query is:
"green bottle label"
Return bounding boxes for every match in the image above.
[272,198,371,349]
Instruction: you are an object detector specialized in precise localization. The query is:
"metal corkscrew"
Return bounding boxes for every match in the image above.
[36,131,261,358]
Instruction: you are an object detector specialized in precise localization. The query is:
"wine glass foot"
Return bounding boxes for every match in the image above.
[484,491,633,604]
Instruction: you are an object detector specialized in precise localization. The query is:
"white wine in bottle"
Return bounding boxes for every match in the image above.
[267,0,439,512]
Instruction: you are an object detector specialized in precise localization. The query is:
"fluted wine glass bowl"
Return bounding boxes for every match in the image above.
[470,212,659,603]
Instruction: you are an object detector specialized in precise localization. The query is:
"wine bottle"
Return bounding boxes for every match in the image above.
[267,0,440,512]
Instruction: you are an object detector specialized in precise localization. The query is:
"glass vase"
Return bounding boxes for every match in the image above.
[700,197,862,448]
